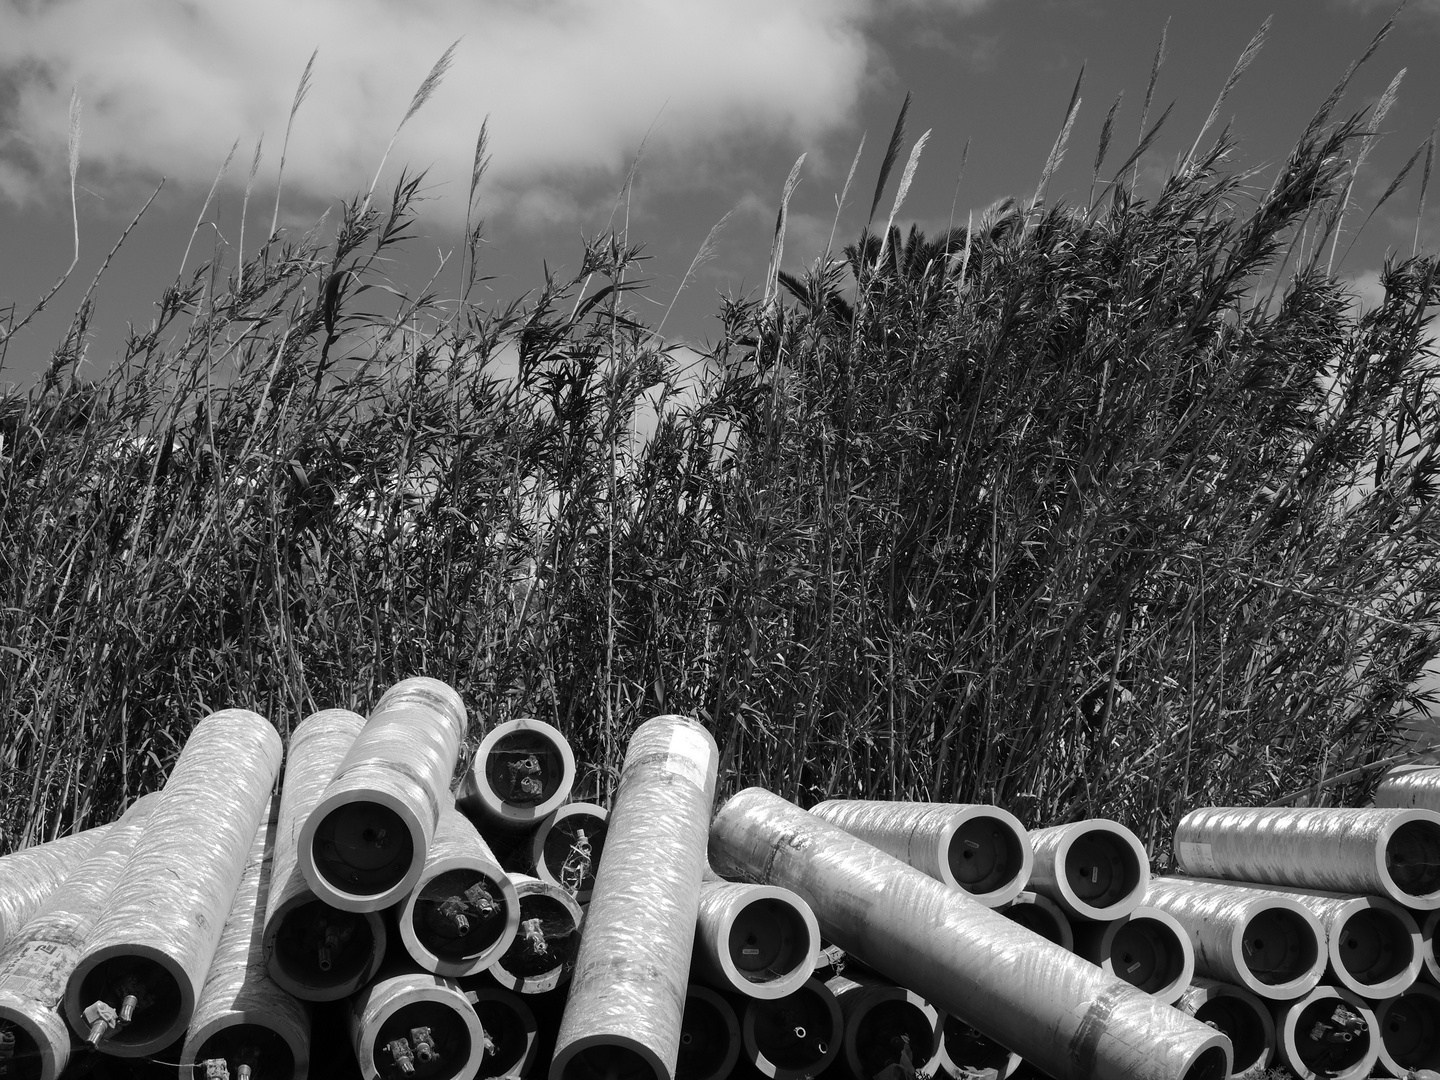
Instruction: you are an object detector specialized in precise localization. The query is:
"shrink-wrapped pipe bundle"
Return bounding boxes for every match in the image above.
[825,973,940,1080]
[929,1014,1022,1080]
[1271,985,1378,1080]
[398,804,519,978]
[550,715,718,1080]
[691,880,818,1000]
[0,825,111,952]
[1173,806,1440,909]
[739,977,842,1080]
[675,985,740,1080]
[349,969,487,1080]
[1071,905,1194,1004]
[1374,764,1440,812]
[263,709,387,1001]
[467,986,540,1079]
[1143,877,1326,1000]
[1173,979,1275,1080]
[996,891,1073,950]
[1026,818,1149,922]
[530,803,608,903]
[64,708,283,1057]
[1373,981,1440,1078]
[489,875,583,995]
[808,801,1032,907]
[710,787,1232,1080]
[179,799,311,1080]
[0,793,159,1080]
[299,678,468,912]
[457,718,575,835]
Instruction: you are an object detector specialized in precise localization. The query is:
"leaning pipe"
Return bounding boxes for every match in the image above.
[0,793,160,1080]
[738,977,842,1080]
[825,973,940,1080]
[299,678,468,912]
[1173,979,1275,1080]
[808,800,1032,908]
[676,985,740,1080]
[1026,818,1150,922]
[488,874,584,995]
[179,799,311,1080]
[550,715,718,1080]
[0,825,110,953]
[530,802,608,904]
[457,718,576,836]
[1174,806,1440,910]
[1271,986,1378,1080]
[1374,764,1440,812]
[709,787,1232,1080]
[1071,906,1194,1005]
[691,880,819,1000]
[350,969,487,1080]
[64,708,283,1058]
[1373,981,1440,1078]
[263,709,387,1002]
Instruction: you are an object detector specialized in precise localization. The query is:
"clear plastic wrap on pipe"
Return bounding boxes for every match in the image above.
[399,804,520,978]
[349,969,487,1080]
[489,874,583,995]
[0,793,159,1080]
[692,880,819,1000]
[457,718,576,835]
[63,708,283,1058]
[1373,981,1440,1078]
[709,787,1232,1080]
[0,825,110,953]
[466,986,540,1080]
[996,890,1074,950]
[1173,979,1275,1080]
[676,985,740,1080]
[550,715,718,1080]
[179,797,311,1080]
[1071,905,1194,1005]
[808,800,1032,907]
[1143,876,1326,1000]
[825,972,940,1080]
[299,678,468,912]
[739,976,842,1080]
[1026,818,1149,922]
[263,708,387,1002]
[1374,764,1440,812]
[1174,806,1440,909]
[1271,985,1378,1080]
[530,802,608,904]
[930,1013,1022,1080]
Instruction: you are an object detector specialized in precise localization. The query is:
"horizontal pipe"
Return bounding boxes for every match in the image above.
[399,804,520,978]
[1423,908,1440,985]
[930,1013,1022,1080]
[466,986,540,1079]
[1272,986,1378,1080]
[1374,764,1440,812]
[808,801,1032,907]
[300,678,468,911]
[825,973,940,1080]
[739,977,842,1080]
[995,890,1073,951]
[263,709,386,1001]
[0,825,110,954]
[709,787,1232,1080]
[676,984,740,1080]
[457,718,576,834]
[1071,906,1194,1005]
[530,802,608,904]
[1026,819,1149,922]
[1174,806,1440,910]
[1373,981,1440,1078]
[490,874,584,995]
[350,970,487,1080]
[64,709,283,1057]
[692,881,819,1000]
[1173,979,1275,1080]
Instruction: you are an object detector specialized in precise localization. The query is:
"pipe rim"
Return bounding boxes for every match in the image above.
[0,996,69,1080]
[1378,811,1440,910]
[933,1012,1022,1080]
[1178,982,1275,1078]
[465,988,539,1080]
[1374,982,1440,1077]
[1421,908,1440,984]
[398,856,522,977]
[1274,986,1379,1080]
[352,974,485,1080]
[707,885,820,1000]
[490,880,584,994]
[678,984,742,1080]
[1226,896,1327,1000]
[63,942,193,1058]
[838,986,939,1080]
[1327,896,1422,1000]
[936,807,1034,908]
[464,719,577,830]
[740,978,842,1080]
[298,787,427,912]
[531,802,609,904]
[178,1012,310,1080]
[549,1033,669,1080]
[997,891,1074,951]
[1096,907,1195,1005]
[264,894,386,1001]
[1048,820,1149,921]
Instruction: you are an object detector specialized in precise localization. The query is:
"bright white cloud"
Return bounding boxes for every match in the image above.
[0,0,988,222]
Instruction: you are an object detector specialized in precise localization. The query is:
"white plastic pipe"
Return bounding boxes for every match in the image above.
[489,874,584,995]
[676,985,740,1080]
[530,803,608,904]
[0,826,110,954]
[739,977,842,1080]
[1071,906,1194,1005]
[929,1013,1022,1080]
[350,970,487,1080]
[1173,979,1275,1080]
[1373,981,1440,1078]
[825,973,940,1080]
[995,890,1073,951]
[692,881,819,1000]
[457,718,576,835]
[1422,909,1440,985]
[1027,819,1149,922]
[1272,986,1378,1080]
[1374,764,1440,812]
[466,987,539,1080]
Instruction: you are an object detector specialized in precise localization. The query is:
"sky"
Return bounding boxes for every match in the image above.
[2,0,1439,390]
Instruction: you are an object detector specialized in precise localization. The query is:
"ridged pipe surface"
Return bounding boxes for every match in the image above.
[692,880,819,1000]
[825,973,941,1080]
[466,987,539,1079]
[179,798,311,1080]
[676,985,740,1080]
[1143,877,1326,1000]
[1374,981,1440,1078]
[550,715,718,1080]
[1174,806,1440,909]
[399,804,520,977]
[739,977,842,1080]
[996,891,1073,951]
[1071,906,1194,1005]
[489,874,583,994]
[809,800,1032,907]
[930,1013,1022,1080]
[0,793,159,1080]
[709,788,1232,1080]
[64,708,283,1057]
[350,970,486,1080]
[1272,986,1378,1080]
[1173,979,1275,1080]
[530,803,609,904]
[1027,819,1149,922]
[299,678,468,911]
[0,826,110,952]
[263,708,386,1002]
[1374,764,1440,812]
[457,718,576,834]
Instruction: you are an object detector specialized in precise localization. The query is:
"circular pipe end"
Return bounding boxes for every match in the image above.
[714,888,820,1000]
[1179,983,1275,1079]
[1275,987,1378,1080]
[1088,907,1194,1005]
[940,808,1033,908]
[490,880,584,994]
[0,996,71,1080]
[1180,1043,1233,1080]
[1421,909,1440,984]
[63,944,193,1058]
[550,1036,668,1080]
[1052,820,1149,921]
[1230,899,1326,1000]
[1375,983,1440,1078]
[837,987,940,1080]
[1383,813,1440,909]
[1328,898,1421,1000]
[299,790,426,912]
[934,1013,1021,1080]
[741,979,842,1080]
[678,985,742,1080]
[997,891,1074,951]
[179,1016,307,1080]
[266,895,386,1001]
[466,988,539,1080]
[531,802,609,904]
[399,859,521,977]
[459,719,576,832]
[353,975,485,1080]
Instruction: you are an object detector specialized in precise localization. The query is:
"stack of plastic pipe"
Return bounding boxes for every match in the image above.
[809,801,1033,907]
[676,985,740,1080]
[179,799,311,1080]
[263,709,387,1002]
[488,875,584,995]
[300,678,468,912]
[996,891,1073,950]
[691,880,818,1000]
[739,977,842,1080]
[64,708,283,1058]
[1071,905,1195,1004]
[457,718,576,838]
[1272,985,1379,1080]
[0,825,111,953]
[1374,982,1440,1078]
[350,968,487,1080]
[1173,980,1275,1080]
[825,973,941,1080]
[1027,818,1150,922]
[709,787,1232,1080]
[529,803,608,904]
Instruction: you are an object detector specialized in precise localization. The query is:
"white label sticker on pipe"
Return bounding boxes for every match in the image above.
[1175,840,1218,877]
[665,724,713,791]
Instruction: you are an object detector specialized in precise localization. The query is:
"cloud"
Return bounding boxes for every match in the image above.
[0,0,990,224]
